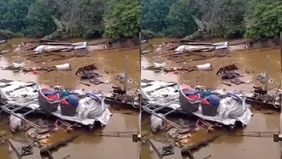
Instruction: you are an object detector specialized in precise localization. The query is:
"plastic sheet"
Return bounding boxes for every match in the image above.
[77,95,106,119]
[9,113,23,132]
[150,113,165,132]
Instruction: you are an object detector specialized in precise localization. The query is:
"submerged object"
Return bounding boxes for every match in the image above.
[213,41,228,50]
[175,45,214,53]
[150,113,165,133]
[196,63,212,71]
[55,63,71,71]
[0,39,6,44]
[9,114,24,133]
[34,45,73,53]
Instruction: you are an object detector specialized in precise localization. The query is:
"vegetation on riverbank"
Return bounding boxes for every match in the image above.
[141,0,282,40]
[0,0,140,40]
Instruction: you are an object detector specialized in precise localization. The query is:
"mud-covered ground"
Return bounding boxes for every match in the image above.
[0,38,140,159]
[141,38,281,159]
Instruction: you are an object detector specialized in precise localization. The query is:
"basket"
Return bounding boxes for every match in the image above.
[179,87,200,113]
[60,102,77,116]
[38,89,59,113]
[201,104,218,116]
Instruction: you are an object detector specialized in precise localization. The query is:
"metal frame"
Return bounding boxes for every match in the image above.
[1,104,41,130]
[142,103,187,131]
[141,80,189,131]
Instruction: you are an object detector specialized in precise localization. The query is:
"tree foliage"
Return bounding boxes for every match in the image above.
[205,0,247,38]
[104,0,140,40]
[0,0,34,33]
[24,0,56,37]
[141,0,174,34]
[44,0,106,38]
[0,0,139,40]
[165,0,197,37]
[142,0,281,40]
[245,0,282,39]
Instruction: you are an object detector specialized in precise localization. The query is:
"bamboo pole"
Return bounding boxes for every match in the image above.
[123,55,129,92]
[265,55,270,91]
[138,31,142,159]
[279,32,282,159]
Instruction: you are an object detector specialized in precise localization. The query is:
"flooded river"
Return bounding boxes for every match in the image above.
[0,38,140,159]
[141,39,281,159]
[1,37,281,159]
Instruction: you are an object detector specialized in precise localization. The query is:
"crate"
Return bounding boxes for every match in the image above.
[38,90,59,113]
[201,104,218,116]
[60,103,77,116]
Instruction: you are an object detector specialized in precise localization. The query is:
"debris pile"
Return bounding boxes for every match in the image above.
[141,79,255,157]
[0,79,122,158]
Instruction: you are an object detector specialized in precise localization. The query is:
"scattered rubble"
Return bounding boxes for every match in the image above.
[9,114,24,133]
[142,79,256,157]
[0,37,141,159]
[216,64,240,79]
[55,63,71,71]
[0,39,6,44]
[150,113,165,133]
[75,64,98,79]
[196,63,212,71]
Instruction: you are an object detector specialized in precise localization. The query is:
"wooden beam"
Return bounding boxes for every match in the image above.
[6,139,22,159]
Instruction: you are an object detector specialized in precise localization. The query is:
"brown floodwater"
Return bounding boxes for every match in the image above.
[141,39,281,159]
[0,38,140,159]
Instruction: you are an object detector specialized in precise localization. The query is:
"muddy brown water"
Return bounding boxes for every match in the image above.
[141,39,281,159]
[0,38,140,159]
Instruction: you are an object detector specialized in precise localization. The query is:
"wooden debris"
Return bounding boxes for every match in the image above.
[203,154,212,159]
[147,139,162,159]
[21,145,33,156]
[75,64,97,75]
[62,155,71,159]
[195,120,215,133]
[162,145,174,156]
[220,81,231,86]
[6,139,22,159]
[79,82,90,86]
[40,132,79,153]
[181,130,222,151]
[230,78,245,85]
[216,64,239,75]
[181,146,195,159]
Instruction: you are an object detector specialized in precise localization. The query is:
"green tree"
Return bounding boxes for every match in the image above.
[104,0,140,40]
[206,0,248,38]
[0,0,34,33]
[24,0,56,37]
[245,0,282,39]
[165,0,197,37]
[141,0,174,34]
[44,0,106,38]
[73,0,106,38]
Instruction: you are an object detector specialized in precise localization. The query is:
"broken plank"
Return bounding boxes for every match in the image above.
[40,132,79,153]
[181,130,222,152]
[79,82,91,86]
[147,139,162,158]
[6,139,22,159]
[220,81,232,86]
